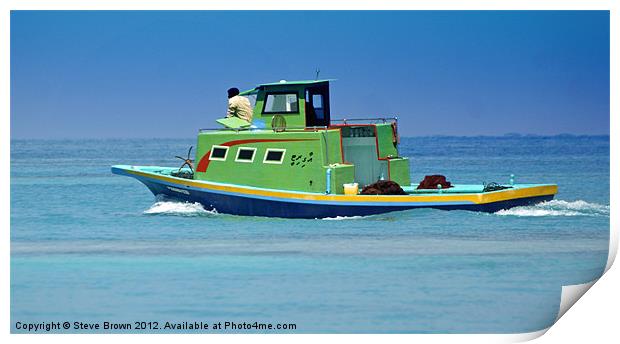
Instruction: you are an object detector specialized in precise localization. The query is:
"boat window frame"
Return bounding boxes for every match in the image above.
[263,148,286,164]
[261,91,300,115]
[234,146,257,163]
[209,145,229,161]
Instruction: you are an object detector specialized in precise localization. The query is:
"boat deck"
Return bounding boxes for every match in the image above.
[403,184,526,194]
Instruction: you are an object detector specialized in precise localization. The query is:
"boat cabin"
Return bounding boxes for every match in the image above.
[194,80,410,194]
[247,79,330,128]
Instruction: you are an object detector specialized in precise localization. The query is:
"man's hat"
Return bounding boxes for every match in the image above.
[227,87,240,98]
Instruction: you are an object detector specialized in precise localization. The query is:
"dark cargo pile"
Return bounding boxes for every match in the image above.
[416,175,452,189]
[360,180,407,195]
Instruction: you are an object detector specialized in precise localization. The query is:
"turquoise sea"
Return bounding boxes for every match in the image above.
[10,136,610,333]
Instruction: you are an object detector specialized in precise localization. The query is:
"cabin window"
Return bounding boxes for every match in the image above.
[304,85,330,127]
[235,147,257,163]
[312,94,325,120]
[209,145,229,161]
[263,148,286,164]
[263,93,299,114]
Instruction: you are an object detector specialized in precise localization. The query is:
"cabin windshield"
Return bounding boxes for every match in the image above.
[263,93,299,113]
[245,94,257,109]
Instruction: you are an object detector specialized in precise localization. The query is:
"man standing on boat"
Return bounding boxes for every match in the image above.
[226,87,253,123]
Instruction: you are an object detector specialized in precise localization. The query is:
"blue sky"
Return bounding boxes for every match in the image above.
[11,11,609,139]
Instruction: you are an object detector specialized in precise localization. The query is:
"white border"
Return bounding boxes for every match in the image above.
[208,145,229,161]
[263,148,286,164]
[3,1,617,344]
[234,147,257,163]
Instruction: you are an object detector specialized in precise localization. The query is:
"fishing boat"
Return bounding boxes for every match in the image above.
[111,80,557,218]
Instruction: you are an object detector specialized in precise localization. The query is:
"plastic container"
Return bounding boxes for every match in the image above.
[343,183,359,195]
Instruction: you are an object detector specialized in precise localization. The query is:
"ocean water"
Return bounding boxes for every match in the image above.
[10,136,610,333]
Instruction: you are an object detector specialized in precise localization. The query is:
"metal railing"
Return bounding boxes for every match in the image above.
[198,125,330,133]
[199,116,399,133]
[331,116,398,125]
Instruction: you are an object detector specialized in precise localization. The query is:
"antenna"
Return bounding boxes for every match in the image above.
[315,68,320,80]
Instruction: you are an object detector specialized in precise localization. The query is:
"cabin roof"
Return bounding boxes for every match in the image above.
[257,79,334,87]
[239,79,334,96]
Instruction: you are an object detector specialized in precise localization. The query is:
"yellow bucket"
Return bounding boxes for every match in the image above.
[343,183,359,195]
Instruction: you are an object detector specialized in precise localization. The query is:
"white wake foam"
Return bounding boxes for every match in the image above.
[495,200,609,217]
[144,201,217,216]
[321,216,364,221]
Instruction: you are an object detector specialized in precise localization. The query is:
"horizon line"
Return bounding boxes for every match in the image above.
[9,133,611,141]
